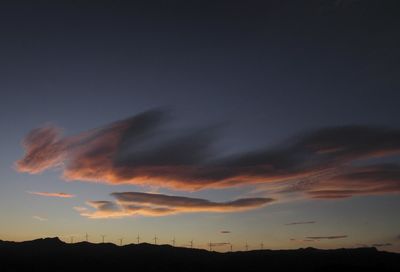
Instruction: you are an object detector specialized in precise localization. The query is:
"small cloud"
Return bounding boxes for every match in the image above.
[73,206,88,213]
[305,235,348,240]
[372,243,392,247]
[33,215,47,221]
[76,191,273,219]
[28,191,75,198]
[285,221,316,226]
[220,230,231,234]
[290,238,314,242]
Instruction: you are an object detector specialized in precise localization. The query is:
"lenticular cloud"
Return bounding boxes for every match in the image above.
[16,110,400,199]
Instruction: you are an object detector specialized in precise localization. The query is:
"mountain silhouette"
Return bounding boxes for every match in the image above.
[0,238,399,271]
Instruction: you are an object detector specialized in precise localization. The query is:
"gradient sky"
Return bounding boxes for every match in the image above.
[1,0,400,252]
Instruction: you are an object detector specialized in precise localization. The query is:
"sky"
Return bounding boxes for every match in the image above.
[1,0,400,252]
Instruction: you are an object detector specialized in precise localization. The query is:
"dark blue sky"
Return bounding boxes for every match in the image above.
[1,1,399,140]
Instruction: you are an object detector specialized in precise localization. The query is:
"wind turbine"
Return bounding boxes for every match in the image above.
[230,243,233,252]
[101,235,106,243]
[85,233,89,242]
[119,238,123,246]
[171,236,176,247]
[190,240,194,249]
[208,242,213,251]
[260,242,264,250]
[136,234,140,244]
[154,235,158,245]
[245,242,249,251]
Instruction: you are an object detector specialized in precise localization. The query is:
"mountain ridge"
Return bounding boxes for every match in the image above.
[0,236,385,253]
[0,237,399,271]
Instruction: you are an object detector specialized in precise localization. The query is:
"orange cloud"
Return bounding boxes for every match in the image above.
[76,192,273,219]
[28,191,76,198]
[15,110,400,199]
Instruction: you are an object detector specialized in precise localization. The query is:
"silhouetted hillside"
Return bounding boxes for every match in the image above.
[0,238,399,271]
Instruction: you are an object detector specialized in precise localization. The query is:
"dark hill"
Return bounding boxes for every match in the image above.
[0,238,399,271]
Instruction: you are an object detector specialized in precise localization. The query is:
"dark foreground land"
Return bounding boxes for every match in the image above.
[0,238,399,271]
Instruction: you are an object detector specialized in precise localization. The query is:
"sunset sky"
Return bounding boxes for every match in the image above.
[1,0,400,252]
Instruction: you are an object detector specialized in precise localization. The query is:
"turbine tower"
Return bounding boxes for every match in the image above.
[260,242,264,250]
[70,236,74,244]
[154,235,158,245]
[101,235,106,243]
[171,236,176,247]
[208,242,212,251]
[85,233,89,242]
[119,238,123,246]
[190,240,193,249]
[245,242,249,251]
[136,234,140,244]
[230,243,233,252]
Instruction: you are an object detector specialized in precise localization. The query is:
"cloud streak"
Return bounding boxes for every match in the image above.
[371,243,392,247]
[290,238,314,242]
[300,164,400,199]
[32,215,48,221]
[28,191,76,198]
[76,192,273,218]
[16,110,400,200]
[305,235,348,240]
[285,221,316,226]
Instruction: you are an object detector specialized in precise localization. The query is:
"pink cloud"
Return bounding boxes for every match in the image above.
[28,191,76,198]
